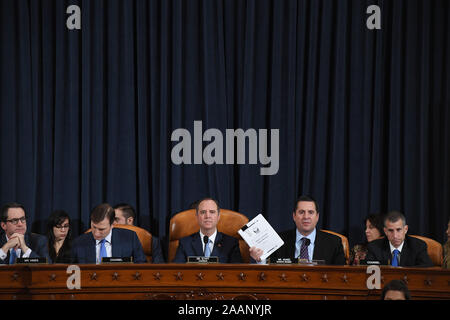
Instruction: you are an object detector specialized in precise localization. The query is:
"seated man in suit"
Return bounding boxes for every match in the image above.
[113,203,165,263]
[0,202,49,264]
[71,203,147,264]
[364,211,433,267]
[250,195,345,265]
[173,198,242,263]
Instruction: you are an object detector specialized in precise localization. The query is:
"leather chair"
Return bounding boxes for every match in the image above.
[85,224,153,262]
[321,229,350,265]
[410,235,443,267]
[168,208,250,263]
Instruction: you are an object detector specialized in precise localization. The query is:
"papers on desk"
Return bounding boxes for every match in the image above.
[238,214,284,261]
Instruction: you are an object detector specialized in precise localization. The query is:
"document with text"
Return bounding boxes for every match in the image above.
[238,214,284,260]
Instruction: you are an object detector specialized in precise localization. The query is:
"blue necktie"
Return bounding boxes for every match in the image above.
[392,249,400,267]
[299,238,310,260]
[204,239,212,257]
[99,239,107,263]
[9,249,17,265]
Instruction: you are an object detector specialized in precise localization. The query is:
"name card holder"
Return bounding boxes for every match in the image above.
[187,256,219,264]
[101,257,133,264]
[273,258,293,264]
[16,257,48,264]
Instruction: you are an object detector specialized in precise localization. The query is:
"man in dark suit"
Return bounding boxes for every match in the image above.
[365,211,433,267]
[0,202,49,264]
[250,195,345,265]
[113,203,165,263]
[173,198,242,263]
[71,203,146,264]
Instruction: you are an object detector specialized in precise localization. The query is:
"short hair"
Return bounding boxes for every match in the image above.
[1,202,26,222]
[294,195,319,213]
[195,198,220,215]
[90,203,115,225]
[113,203,136,224]
[365,213,384,235]
[381,279,411,300]
[384,211,406,227]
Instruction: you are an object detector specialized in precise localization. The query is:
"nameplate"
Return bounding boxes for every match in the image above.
[273,258,293,264]
[16,257,47,264]
[101,257,133,264]
[366,260,380,265]
[187,256,219,264]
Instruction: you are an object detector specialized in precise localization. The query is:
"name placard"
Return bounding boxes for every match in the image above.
[273,258,293,264]
[297,259,325,265]
[16,257,47,264]
[101,257,133,264]
[187,256,219,264]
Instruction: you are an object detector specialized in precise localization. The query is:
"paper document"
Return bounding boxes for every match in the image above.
[238,214,284,260]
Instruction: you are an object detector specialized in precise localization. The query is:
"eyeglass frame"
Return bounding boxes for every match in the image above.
[54,224,70,230]
[5,216,27,225]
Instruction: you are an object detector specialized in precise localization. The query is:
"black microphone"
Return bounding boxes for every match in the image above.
[303,238,311,246]
[203,235,209,244]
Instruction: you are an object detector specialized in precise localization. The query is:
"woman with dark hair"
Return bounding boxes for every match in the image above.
[46,210,72,263]
[349,213,384,265]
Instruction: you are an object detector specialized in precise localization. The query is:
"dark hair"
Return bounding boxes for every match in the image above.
[384,211,406,227]
[46,210,72,263]
[113,203,136,224]
[90,203,115,225]
[381,279,411,300]
[365,213,384,235]
[195,198,220,215]
[1,202,26,222]
[293,195,319,213]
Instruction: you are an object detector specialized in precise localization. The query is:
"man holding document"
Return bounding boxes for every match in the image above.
[249,195,345,265]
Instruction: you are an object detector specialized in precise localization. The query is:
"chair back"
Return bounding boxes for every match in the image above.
[85,224,153,262]
[168,208,250,263]
[410,235,443,267]
[321,229,350,265]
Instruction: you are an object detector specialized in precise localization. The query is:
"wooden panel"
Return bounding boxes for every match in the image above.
[0,264,449,300]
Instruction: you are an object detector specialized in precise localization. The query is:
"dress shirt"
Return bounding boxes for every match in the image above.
[295,228,316,260]
[96,230,112,264]
[389,241,404,265]
[0,234,32,261]
[199,230,217,255]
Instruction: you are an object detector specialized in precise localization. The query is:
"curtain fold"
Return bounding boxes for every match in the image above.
[0,0,448,246]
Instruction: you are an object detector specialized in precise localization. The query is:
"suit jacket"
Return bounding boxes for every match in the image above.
[173,231,242,263]
[365,236,433,267]
[71,228,147,264]
[270,229,346,265]
[0,232,49,264]
[150,236,165,263]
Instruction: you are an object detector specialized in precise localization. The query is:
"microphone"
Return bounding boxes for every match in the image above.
[303,238,311,246]
[203,235,209,244]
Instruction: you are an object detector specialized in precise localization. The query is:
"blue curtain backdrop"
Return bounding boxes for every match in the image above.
[0,0,449,254]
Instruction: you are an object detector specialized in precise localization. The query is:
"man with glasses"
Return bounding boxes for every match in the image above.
[0,202,49,264]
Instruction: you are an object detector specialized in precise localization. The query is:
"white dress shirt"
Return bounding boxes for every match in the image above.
[199,230,217,255]
[96,230,113,264]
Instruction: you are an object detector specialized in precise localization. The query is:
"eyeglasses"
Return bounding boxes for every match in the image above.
[6,217,27,225]
[55,224,70,230]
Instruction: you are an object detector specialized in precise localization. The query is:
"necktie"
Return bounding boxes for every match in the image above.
[9,249,17,265]
[392,249,400,267]
[299,238,310,260]
[204,238,211,257]
[99,239,107,263]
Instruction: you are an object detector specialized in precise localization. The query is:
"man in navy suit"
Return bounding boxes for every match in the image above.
[71,203,146,264]
[0,202,49,264]
[113,203,165,263]
[365,211,433,267]
[250,195,346,265]
[173,198,242,263]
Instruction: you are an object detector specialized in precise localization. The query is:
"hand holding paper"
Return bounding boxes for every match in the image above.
[238,214,284,261]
